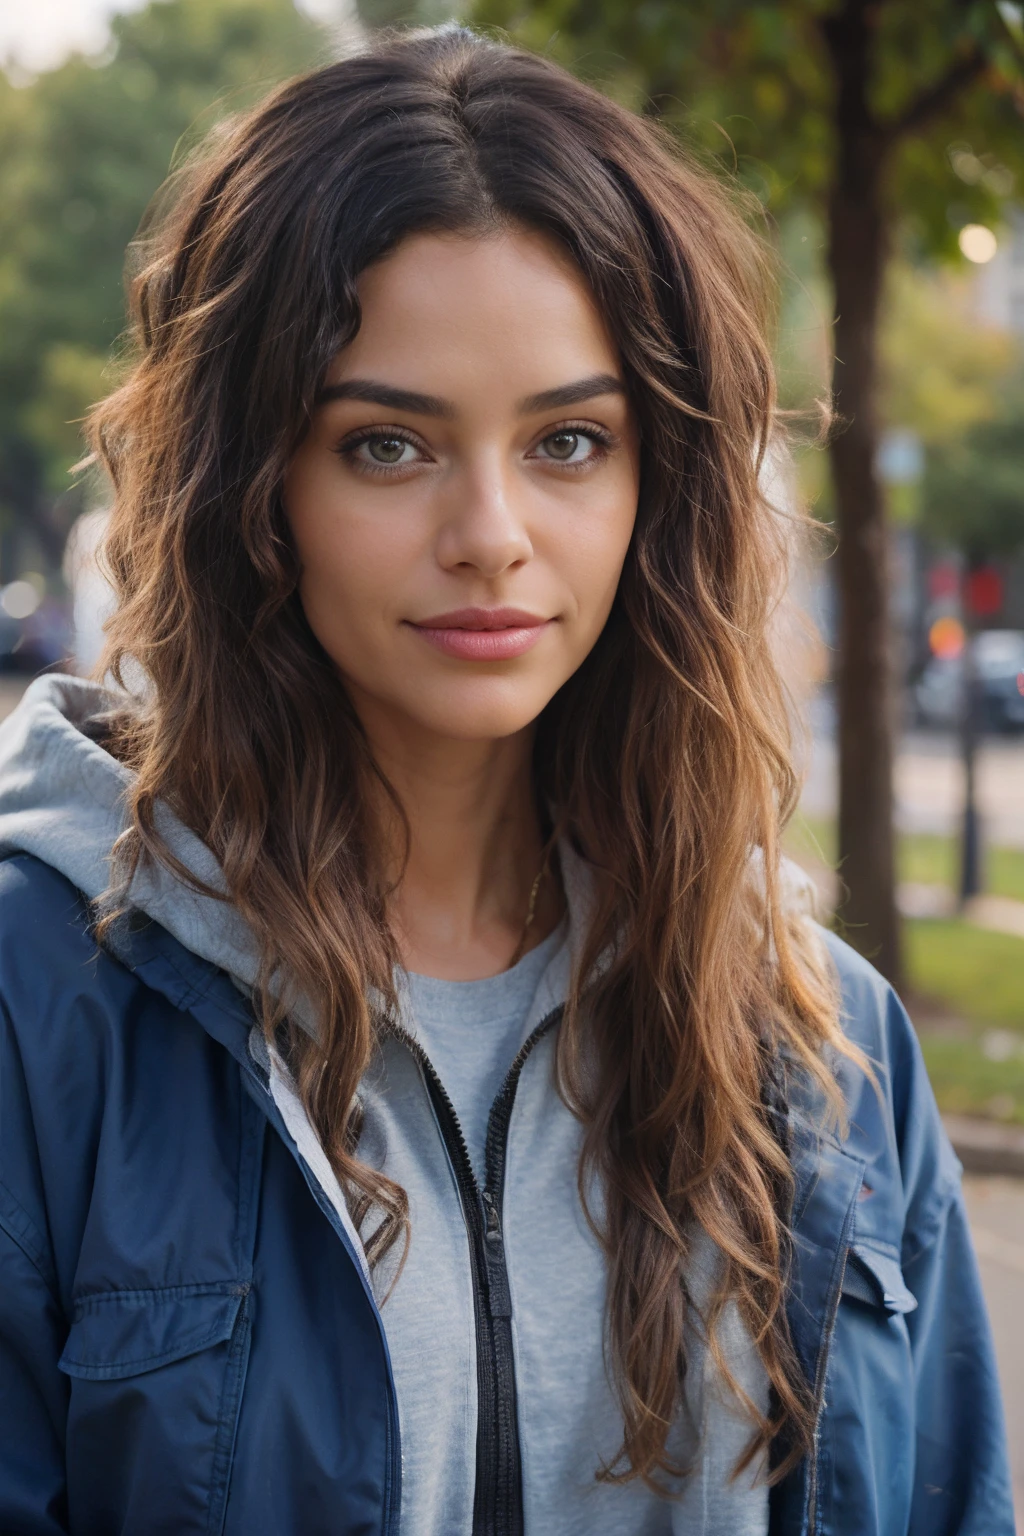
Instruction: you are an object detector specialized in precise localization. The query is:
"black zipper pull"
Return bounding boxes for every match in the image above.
[481,1191,512,1319]
[482,1189,502,1242]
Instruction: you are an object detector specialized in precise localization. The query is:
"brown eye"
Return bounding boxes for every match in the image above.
[544,431,580,461]
[367,436,408,464]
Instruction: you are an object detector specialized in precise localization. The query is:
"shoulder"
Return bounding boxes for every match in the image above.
[0,852,235,1092]
[0,854,246,1310]
[0,849,94,943]
[818,925,916,1070]
[815,925,961,1257]
[0,852,139,1029]
[0,856,133,1302]
[0,854,162,1130]
[818,924,932,1115]
[0,853,213,1171]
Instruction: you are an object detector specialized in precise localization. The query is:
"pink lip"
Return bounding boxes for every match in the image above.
[407,607,552,661]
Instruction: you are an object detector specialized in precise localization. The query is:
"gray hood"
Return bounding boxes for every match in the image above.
[0,671,607,1006]
[0,672,262,994]
[0,670,816,984]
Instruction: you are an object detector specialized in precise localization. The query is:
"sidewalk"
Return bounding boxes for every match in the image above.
[801,723,1024,850]
[899,881,1024,938]
[946,1114,1024,1177]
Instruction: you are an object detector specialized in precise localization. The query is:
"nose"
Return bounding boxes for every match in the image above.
[434,453,533,579]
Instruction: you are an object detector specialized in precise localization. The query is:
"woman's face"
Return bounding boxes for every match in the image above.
[283,228,640,744]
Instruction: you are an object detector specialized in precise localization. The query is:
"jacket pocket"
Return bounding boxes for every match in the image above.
[60,1282,249,1380]
[58,1282,253,1536]
[841,1243,917,1314]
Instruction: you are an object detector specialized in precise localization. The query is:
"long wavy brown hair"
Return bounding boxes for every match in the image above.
[90,25,851,1489]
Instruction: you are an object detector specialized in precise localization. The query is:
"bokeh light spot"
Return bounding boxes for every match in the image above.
[1,581,41,620]
[958,224,998,264]
[929,616,965,659]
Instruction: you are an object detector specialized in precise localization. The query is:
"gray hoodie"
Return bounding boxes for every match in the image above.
[0,673,769,1536]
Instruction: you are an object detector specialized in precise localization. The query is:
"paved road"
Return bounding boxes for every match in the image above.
[963,1177,1024,1528]
[800,693,1024,849]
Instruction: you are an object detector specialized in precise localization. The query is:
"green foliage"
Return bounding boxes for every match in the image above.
[881,265,1017,448]
[0,0,325,557]
[467,0,1024,236]
[923,378,1024,555]
[878,262,1023,542]
[22,346,111,494]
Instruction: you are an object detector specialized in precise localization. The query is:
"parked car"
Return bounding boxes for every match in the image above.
[913,629,1024,733]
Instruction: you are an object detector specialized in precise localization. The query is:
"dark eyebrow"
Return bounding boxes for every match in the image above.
[315,370,626,419]
[516,373,626,415]
[316,379,457,418]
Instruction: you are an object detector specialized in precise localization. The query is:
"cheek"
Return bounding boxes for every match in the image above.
[285,462,421,627]
[547,479,637,631]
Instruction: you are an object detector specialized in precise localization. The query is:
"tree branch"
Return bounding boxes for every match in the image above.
[883,41,989,141]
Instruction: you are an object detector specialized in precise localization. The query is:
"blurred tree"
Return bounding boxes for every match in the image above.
[453,0,1024,985]
[882,266,1017,452]
[877,261,1019,520]
[923,380,1024,557]
[0,0,325,571]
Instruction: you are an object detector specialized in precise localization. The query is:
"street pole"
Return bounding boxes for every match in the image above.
[959,626,982,906]
[958,562,1005,907]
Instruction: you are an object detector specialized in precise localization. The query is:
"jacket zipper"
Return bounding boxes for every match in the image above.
[398,1005,563,1536]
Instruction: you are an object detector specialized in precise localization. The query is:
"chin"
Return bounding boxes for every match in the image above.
[394,678,558,742]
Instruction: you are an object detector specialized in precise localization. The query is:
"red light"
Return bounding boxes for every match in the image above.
[1017,672,1024,698]
[965,567,1004,618]
[928,562,959,600]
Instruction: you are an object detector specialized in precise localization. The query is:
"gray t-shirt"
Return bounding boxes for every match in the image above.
[352,908,769,1536]
[404,923,566,1184]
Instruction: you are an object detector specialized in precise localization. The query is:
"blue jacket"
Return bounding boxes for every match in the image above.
[0,851,1014,1535]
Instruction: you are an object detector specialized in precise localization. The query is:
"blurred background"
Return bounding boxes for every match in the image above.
[1,0,1022,1517]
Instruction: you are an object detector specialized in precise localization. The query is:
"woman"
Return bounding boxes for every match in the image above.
[0,25,1012,1536]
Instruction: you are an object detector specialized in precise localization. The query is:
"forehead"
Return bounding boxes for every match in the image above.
[324,228,620,393]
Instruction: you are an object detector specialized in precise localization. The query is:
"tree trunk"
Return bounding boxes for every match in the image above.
[823,3,902,986]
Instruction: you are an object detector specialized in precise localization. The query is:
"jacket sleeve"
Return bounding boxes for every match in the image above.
[902,1179,1016,1536]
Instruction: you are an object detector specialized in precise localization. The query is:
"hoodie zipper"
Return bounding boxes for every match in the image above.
[398,1004,563,1536]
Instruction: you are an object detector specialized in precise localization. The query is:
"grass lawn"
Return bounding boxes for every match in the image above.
[906,919,1024,1123]
[786,813,1024,903]
[913,1034,1024,1123]
[784,816,1024,1122]
[905,920,1024,1030]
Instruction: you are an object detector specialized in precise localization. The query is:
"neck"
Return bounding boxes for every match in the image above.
[356,702,559,980]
